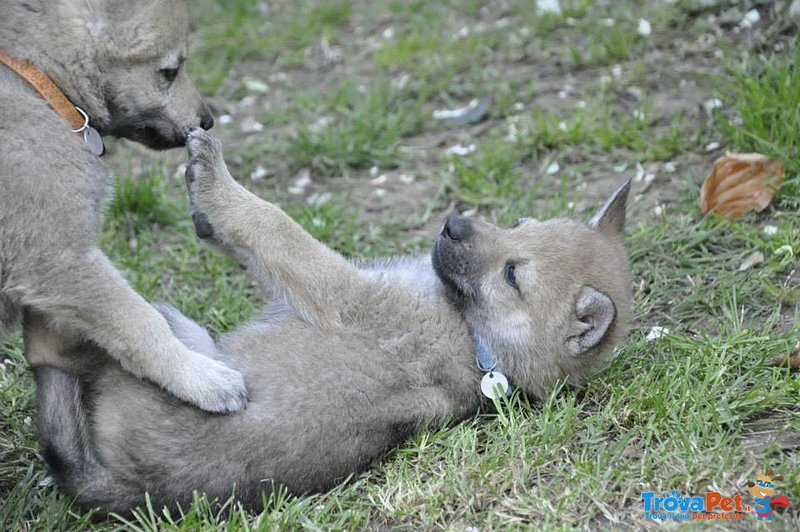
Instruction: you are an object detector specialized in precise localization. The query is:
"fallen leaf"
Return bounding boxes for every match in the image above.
[700,153,784,219]
[767,344,800,371]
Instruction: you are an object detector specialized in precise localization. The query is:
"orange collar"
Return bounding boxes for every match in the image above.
[0,49,104,155]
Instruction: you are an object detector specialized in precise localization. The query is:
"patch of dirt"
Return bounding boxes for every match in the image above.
[111,2,788,247]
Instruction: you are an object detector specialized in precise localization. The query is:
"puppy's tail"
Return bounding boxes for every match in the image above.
[34,366,135,516]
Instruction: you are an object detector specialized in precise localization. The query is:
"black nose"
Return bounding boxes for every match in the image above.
[200,111,215,130]
[442,214,470,241]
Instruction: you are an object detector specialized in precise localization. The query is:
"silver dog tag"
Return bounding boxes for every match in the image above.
[480,371,509,399]
[84,126,105,156]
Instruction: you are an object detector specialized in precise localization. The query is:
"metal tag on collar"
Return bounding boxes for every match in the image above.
[480,370,509,399]
[72,106,105,156]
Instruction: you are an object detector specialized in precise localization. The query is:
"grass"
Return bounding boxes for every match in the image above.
[2,0,800,529]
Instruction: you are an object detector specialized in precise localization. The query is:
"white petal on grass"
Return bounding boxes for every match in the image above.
[664,162,676,173]
[646,326,669,341]
[240,117,264,134]
[243,78,269,93]
[774,245,794,257]
[637,19,651,36]
[705,141,720,152]
[739,9,760,29]
[218,114,233,126]
[250,166,269,181]
[536,0,561,14]
[703,98,723,113]
[738,251,764,271]
[445,143,476,156]
[432,99,481,120]
[546,162,560,175]
[763,225,778,236]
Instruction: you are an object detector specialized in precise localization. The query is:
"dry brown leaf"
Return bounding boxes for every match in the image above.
[700,153,784,219]
[767,344,800,372]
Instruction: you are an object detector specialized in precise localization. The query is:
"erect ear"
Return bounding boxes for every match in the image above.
[565,286,616,356]
[588,180,631,237]
[747,482,756,488]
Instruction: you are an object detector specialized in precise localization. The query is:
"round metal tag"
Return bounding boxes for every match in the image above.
[480,371,509,399]
[84,126,105,156]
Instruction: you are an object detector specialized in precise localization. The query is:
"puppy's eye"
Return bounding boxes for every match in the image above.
[160,66,180,83]
[504,262,517,288]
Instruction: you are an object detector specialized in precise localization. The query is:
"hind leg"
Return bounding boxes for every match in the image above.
[152,302,221,360]
[35,365,143,517]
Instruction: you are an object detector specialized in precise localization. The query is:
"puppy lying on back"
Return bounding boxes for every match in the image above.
[31,131,632,515]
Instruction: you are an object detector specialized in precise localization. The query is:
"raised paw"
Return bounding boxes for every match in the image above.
[185,129,238,241]
[169,351,249,414]
[185,129,229,196]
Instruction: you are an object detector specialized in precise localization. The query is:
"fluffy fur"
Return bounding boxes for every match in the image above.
[0,0,247,413]
[31,131,633,516]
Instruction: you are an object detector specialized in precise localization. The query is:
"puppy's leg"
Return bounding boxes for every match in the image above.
[152,302,221,360]
[185,130,363,328]
[14,252,247,413]
[34,365,138,515]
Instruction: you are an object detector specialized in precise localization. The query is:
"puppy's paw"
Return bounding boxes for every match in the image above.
[185,129,235,198]
[170,351,249,414]
[191,211,215,240]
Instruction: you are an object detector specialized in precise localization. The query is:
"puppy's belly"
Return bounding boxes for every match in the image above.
[91,325,414,504]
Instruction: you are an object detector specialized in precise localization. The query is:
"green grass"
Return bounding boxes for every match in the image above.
[2,0,800,529]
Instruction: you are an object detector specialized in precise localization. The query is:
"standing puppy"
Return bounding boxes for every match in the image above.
[33,131,633,515]
[0,1,246,412]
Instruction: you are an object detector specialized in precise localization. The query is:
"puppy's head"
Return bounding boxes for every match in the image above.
[53,0,213,149]
[433,182,632,400]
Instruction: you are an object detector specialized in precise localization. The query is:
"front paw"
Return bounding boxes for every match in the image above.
[185,129,225,196]
[185,129,231,240]
[170,351,249,414]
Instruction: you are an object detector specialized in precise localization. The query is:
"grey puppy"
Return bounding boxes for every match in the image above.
[31,130,632,516]
[0,0,247,412]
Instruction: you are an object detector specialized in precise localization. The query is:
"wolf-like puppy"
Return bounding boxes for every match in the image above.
[0,0,247,412]
[32,130,632,515]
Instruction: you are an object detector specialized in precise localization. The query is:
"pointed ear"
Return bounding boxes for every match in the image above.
[565,286,616,356]
[588,180,631,236]
[747,482,756,488]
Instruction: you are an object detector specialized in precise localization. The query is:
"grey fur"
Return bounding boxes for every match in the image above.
[34,130,633,516]
[0,0,247,412]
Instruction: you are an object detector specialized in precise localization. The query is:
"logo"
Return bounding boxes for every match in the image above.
[641,490,749,521]
[641,470,793,522]
[746,470,792,521]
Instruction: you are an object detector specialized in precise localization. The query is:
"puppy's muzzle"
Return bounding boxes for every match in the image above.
[442,214,473,242]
